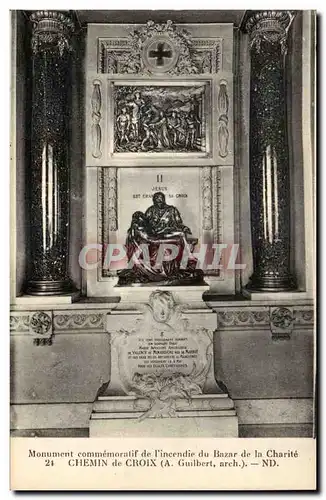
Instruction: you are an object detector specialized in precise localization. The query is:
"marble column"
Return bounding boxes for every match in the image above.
[245,11,296,291]
[26,11,75,295]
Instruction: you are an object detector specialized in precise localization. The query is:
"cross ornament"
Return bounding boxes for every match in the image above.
[148,42,173,67]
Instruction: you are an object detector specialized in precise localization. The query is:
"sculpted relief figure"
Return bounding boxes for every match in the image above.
[114,86,204,153]
[117,192,204,286]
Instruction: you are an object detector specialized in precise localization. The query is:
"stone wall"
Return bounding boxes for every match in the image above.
[10,304,314,436]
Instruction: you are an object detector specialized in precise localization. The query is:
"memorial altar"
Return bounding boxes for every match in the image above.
[10,10,315,439]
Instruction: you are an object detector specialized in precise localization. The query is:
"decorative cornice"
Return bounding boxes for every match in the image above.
[30,10,74,56]
[245,10,295,54]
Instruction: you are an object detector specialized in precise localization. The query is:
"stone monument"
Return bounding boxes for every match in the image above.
[89,196,238,437]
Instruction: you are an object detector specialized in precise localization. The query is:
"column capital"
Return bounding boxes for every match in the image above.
[30,10,75,56]
[244,10,295,54]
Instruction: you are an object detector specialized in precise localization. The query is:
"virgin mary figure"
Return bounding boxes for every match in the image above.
[117,192,204,286]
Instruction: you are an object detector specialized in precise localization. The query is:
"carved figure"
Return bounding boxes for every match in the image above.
[185,100,201,149]
[117,192,204,286]
[116,107,130,144]
[114,85,205,153]
[153,111,171,149]
[167,110,183,146]
[127,91,145,140]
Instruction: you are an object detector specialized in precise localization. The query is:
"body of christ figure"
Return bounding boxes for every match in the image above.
[117,192,204,286]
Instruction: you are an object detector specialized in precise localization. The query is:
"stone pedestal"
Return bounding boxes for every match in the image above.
[116,284,210,308]
[90,289,238,437]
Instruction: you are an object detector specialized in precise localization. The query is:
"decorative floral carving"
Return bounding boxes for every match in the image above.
[100,37,222,74]
[132,356,212,420]
[91,80,102,159]
[196,51,212,73]
[201,167,213,230]
[270,307,293,329]
[30,312,52,335]
[127,20,200,75]
[30,11,74,56]
[245,11,295,55]
[98,21,201,75]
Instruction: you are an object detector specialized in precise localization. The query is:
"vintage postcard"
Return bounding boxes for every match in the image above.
[9,8,316,491]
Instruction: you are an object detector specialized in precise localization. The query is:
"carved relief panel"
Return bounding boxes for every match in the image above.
[97,21,224,75]
[85,21,235,296]
[86,21,234,166]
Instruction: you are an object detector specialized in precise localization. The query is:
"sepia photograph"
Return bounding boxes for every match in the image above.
[9,7,316,490]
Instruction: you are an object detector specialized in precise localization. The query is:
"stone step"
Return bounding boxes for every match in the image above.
[93,394,235,413]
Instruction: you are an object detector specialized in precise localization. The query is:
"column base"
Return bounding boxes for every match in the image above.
[25,279,76,296]
[246,273,296,292]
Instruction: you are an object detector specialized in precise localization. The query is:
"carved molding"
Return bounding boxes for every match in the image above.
[53,312,106,332]
[30,11,74,56]
[192,39,222,73]
[101,168,119,278]
[213,167,222,245]
[10,311,53,345]
[107,168,118,231]
[201,167,213,230]
[10,314,30,332]
[98,23,222,75]
[100,169,117,279]
[206,167,222,278]
[91,80,102,159]
[294,308,314,327]
[215,306,313,335]
[216,309,270,328]
[245,11,295,54]
[217,80,229,158]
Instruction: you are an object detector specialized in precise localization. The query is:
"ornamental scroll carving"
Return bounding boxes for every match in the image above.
[107,168,118,231]
[217,80,229,158]
[53,313,105,331]
[98,21,222,75]
[201,167,213,230]
[91,80,102,159]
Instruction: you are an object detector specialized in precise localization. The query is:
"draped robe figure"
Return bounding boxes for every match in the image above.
[117,192,204,286]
